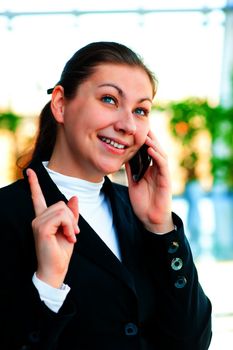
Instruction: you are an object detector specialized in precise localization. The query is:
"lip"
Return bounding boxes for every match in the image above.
[97,135,131,155]
[97,135,130,148]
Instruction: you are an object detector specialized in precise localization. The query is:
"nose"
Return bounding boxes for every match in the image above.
[114,110,136,135]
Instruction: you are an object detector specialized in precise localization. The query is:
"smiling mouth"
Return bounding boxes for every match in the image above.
[99,136,127,149]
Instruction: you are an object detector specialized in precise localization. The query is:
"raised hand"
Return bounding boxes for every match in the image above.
[125,130,174,234]
[27,168,79,288]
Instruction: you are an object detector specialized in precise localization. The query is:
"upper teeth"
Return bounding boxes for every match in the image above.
[101,137,125,149]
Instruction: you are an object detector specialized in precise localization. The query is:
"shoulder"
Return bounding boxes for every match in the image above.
[0,178,29,200]
[0,178,33,220]
[111,181,129,196]
[104,178,139,222]
[105,177,130,203]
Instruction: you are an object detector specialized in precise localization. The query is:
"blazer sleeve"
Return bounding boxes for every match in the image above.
[142,212,212,350]
[1,280,76,350]
[0,187,76,350]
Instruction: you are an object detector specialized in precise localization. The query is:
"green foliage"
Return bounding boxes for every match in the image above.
[153,99,233,189]
[208,106,233,188]
[154,98,209,182]
[0,110,21,132]
[167,98,208,142]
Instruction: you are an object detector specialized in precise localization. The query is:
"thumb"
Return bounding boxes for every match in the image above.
[67,196,79,219]
[67,196,80,233]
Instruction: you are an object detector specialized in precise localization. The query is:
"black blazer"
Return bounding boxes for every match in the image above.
[0,159,212,350]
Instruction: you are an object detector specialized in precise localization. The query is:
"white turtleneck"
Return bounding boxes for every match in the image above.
[43,161,121,261]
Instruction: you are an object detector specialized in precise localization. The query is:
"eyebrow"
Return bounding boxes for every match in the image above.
[98,83,152,104]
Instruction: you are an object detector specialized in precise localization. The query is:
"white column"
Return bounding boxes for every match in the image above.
[220,0,233,107]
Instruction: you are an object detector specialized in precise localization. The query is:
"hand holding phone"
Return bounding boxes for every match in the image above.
[129,144,151,182]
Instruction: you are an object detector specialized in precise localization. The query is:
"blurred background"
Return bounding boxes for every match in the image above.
[0,1,233,348]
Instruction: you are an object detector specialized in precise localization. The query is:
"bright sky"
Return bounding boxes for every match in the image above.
[0,0,227,116]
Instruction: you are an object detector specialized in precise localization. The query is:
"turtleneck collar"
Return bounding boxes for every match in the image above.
[42,161,104,203]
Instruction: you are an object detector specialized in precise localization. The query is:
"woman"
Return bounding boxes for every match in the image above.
[0,41,211,349]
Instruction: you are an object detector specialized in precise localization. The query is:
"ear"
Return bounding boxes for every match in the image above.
[50,85,65,123]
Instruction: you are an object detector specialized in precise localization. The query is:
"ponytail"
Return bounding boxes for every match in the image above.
[32,101,57,161]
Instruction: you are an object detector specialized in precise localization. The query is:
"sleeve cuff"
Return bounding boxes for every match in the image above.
[153,224,177,236]
[32,272,70,313]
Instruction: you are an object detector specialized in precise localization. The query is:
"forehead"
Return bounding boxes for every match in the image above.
[89,63,154,99]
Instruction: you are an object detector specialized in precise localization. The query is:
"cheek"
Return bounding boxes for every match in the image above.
[135,122,150,145]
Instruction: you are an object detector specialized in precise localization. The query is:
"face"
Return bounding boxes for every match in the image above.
[50,63,154,182]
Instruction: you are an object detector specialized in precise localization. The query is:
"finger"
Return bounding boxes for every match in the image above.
[61,220,78,243]
[146,133,167,159]
[147,129,157,141]
[67,196,80,234]
[26,168,47,216]
[58,203,79,242]
[148,147,167,169]
[147,147,170,183]
[145,133,169,175]
[32,202,79,243]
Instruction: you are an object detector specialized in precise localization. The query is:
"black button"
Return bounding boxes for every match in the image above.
[28,330,40,343]
[124,322,138,336]
[168,241,179,254]
[174,276,187,288]
[171,257,183,271]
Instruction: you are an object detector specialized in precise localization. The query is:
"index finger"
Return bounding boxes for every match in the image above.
[146,130,166,158]
[26,168,47,216]
[147,129,157,142]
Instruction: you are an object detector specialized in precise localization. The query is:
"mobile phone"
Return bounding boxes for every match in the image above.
[129,144,151,182]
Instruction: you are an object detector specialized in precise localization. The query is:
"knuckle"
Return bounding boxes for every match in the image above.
[31,218,44,236]
[55,207,67,217]
[58,200,66,207]
[31,218,38,230]
[55,201,67,211]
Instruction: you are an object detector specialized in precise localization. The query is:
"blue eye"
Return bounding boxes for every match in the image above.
[134,107,148,117]
[102,95,116,105]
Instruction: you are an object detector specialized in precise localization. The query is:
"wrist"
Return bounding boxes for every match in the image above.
[36,270,67,289]
[144,217,175,234]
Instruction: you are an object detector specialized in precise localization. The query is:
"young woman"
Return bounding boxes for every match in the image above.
[0,41,212,350]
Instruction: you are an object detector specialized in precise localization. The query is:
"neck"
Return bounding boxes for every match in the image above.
[48,153,104,183]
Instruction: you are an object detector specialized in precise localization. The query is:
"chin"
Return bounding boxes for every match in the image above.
[101,164,123,177]
[95,157,124,176]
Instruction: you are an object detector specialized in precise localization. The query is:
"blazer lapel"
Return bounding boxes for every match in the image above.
[103,177,142,272]
[24,160,137,295]
[74,215,137,294]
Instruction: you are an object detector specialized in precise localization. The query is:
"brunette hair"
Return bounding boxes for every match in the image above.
[24,41,157,166]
